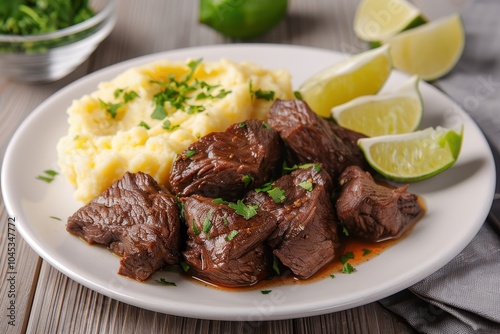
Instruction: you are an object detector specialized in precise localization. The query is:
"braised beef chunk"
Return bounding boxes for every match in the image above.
[182,195,277,287]
[169,119,282,200]
[66,172,180,281]
[268,99,368,181]
[336,166,424,242]
[245,165,339,279]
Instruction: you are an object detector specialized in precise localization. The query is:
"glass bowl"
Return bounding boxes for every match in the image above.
[0,0,116,83]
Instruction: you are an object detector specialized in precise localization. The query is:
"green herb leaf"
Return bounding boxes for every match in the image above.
[162,119,180,131]
[114,88,124,98]
[185,58,203,82]
[185,150,196,158]
[330,274,336,279]
[225,230,239,241]
[49,216,62,221]
[138,121,150,130]
[228,200,258,219]
[241,174,254,187]
[340,252,354,264]
[267,187,286,203]
[180,262,190,272]
[36,169,58,183]
[272,255,281,275]
[261,290,272,295]
[202,210,213,234]
[294,90,303,100]
[362,248,372,256]
[123,90,139,103]
[254,182,273,193]
[213,198,228,205]
[342,263,355,274]
[298,180,313,191]
[342,226,349,237]
[99,99,123,119]
[192,221,201,235]
[156,278,177,286]
[255,89,275,101]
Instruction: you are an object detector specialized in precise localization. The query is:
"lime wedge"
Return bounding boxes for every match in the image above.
[331,75,423,137]
[354,0,426,42]
[358,126,463,182]
[298,45,392,118]
[385,14,465,81]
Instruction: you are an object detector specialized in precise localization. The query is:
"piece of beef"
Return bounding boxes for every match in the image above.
[244,165,339,279]
[181,194,277,287]
[336,166,424,242]
[268,99,368,182]
[169,119,283,200]
[66,172,181,281]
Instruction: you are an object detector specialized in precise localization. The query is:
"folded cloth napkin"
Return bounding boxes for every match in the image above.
[380,1,500,333]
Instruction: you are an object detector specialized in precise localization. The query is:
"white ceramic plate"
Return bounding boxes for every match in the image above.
[2,44,496,321]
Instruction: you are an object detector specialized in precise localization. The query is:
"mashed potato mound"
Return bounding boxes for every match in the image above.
[57,58,293,202]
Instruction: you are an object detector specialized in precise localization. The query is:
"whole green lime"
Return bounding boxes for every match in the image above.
[199,0,288,39]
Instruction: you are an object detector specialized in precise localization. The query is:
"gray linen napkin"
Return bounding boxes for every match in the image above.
[379,1,500,333]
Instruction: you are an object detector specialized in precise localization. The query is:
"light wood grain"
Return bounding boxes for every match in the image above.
[0,1,417,333]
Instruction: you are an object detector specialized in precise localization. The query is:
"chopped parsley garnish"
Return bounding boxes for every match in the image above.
[186,105,206,114]
[362,248,372,256]
[340,251,354,264]
[249,80,275,101]
[342,263,355,274]
[138,121,150,130]
[113,88,123,98]
[113,88,139,103]
[202,210,213,234]
[185,150,197,158]
[261,121,271,130]
[156,278,177,286]
[238,122,247,128]
[267,186,286,203]
[261,290,272,295]
[294,90,303,100]
[272,255,281,275]
[213,198,228,205]
[49,216,62,221]
[162,119,179,131]
[101,89,139,118]
[180,262,190,272]
[36,169,58,183]
[283,163,321,173]
[228,200,258,219]
[254,182,273,193]
[241,174,254,187]
[330,274,336,279]
[255,89,275,101]
[99,99,123,119]
[342,226,349,237]
[254,183,286,203]
[123,90,139,103]
[225,230,239,241]
[192,221,201,235]
[298,179,313,191]
[149,59,231,120]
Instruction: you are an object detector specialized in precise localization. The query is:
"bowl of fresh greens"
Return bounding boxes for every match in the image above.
[0,0,116,83]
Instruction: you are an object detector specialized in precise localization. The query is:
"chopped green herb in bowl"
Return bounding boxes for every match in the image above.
[0,0,116,82]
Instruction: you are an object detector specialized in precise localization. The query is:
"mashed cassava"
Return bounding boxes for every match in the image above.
[57,58,293,202]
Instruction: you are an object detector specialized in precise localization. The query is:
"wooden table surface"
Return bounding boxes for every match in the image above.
[0,1,421,333]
